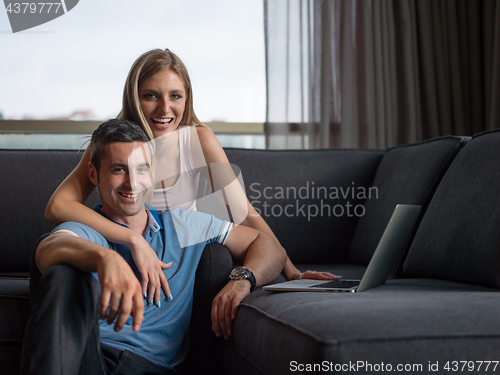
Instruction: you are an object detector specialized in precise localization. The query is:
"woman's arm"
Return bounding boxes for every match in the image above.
[194,127,339,281]
[45,146,171,305]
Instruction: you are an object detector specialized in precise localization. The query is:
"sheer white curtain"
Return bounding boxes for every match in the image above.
[264,0,500,150]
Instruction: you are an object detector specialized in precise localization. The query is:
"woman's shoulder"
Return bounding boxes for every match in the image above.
[178,124,213,138]
[177,124,216,146]
[178,124,228,163]
[194,126,229,163]
[193,125,218,146]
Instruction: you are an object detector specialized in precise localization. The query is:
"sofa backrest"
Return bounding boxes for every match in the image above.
[403,129,500,288]
[348,136,467,267]
[0,150,100,275]
[1,137,470,274]
[1,147,383,274]
[225,148,384,264]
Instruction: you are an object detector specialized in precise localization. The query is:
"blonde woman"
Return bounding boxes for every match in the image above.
[46,49,337,309]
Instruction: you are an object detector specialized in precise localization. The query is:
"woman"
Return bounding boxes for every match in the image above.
[46,49,337,307]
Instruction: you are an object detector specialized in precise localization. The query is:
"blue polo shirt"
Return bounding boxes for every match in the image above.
[52,205,232,370]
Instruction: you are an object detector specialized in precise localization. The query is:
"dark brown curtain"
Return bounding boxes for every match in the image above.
[264,0,500,149]
[416,0,500,138]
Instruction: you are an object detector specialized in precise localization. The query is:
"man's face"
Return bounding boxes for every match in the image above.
[89,141,152,223]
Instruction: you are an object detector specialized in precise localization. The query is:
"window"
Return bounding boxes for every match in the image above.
[0,0,265,148]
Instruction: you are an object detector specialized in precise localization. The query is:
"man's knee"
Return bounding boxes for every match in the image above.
[43,263,91,284]
[34,264,100,309]
[22,265,103,375]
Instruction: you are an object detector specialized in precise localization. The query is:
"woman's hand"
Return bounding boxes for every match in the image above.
[129,234,172,307]
[292,270,342,281]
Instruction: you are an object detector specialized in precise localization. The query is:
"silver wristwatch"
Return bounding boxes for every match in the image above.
[229,266,256,292]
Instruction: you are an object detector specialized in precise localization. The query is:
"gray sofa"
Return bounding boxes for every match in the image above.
[2,129,500,374]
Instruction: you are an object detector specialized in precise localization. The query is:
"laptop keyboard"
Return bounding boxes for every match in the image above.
[311,280,360,289]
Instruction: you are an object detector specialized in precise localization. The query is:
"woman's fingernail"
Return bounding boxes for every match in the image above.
[169,294,174,301]
[328,276,333,280]
[158,301,161,308]
[167,262,172,265]
[144,292,147,298]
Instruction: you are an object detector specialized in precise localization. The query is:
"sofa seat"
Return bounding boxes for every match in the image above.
[225,279,500,374]
[0,278,30,374]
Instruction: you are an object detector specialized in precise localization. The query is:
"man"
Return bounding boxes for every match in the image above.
[21,119,286,374]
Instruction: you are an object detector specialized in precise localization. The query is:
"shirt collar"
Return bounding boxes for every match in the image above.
[93,204,163,233]
[146,205,163,232]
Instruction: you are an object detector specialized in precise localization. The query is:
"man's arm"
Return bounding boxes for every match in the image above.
[36,232,144,332]
[211,225,286,339]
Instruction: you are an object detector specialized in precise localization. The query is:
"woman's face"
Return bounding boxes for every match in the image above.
[139,69,187,138]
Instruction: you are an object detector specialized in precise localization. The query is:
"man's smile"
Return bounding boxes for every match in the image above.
[118,191,141,200]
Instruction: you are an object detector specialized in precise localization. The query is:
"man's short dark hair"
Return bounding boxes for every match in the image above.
[90,119,151,174]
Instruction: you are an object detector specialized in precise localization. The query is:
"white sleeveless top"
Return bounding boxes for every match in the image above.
[150,126,201,211]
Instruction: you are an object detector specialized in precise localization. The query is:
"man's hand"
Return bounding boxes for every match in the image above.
[97,250,144,332]
[36,233,146,332]
[211,225,286,340]
[129,233,172,306]
[211,279,251,340]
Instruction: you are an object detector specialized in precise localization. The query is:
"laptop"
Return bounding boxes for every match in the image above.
[264,204,421,293]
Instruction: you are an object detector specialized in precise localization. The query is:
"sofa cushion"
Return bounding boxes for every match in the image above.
[0,291,30,342]
[0,279,30,374]
[404,129,500,288]
[225,148,384,264]
[226,279,500,374]
[0,150,100,273]
[348,136,466,266]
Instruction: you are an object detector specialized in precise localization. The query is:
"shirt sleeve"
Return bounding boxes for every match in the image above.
[51,221,110,248]
[169,209,233,248]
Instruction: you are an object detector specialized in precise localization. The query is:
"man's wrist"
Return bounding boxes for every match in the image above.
[230,278,252,290]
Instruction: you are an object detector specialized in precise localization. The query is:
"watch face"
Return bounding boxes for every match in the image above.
[230,267,256,291]
[231,266,248,278]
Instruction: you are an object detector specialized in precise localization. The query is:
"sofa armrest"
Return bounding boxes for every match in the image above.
[185,243,233,374]
[192,243,233,329]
